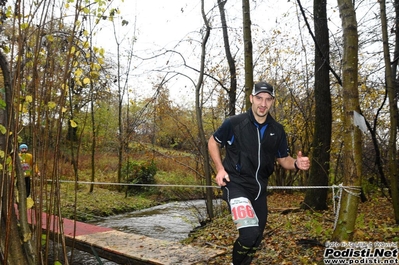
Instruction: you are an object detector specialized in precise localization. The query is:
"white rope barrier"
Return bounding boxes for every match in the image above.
[46,179,360,191]
[47,180,218,188]
[333,184,343,230]
[48,179,362,227]
[331,184,362,229]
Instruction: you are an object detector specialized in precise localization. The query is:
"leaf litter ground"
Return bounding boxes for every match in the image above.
[188,192,398,264]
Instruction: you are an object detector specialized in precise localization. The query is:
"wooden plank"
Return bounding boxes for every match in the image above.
[25,209,225,264]
[70,230,224,265]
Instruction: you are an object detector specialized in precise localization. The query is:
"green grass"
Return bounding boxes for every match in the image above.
[44,147,209,221]
[56,169,208,221]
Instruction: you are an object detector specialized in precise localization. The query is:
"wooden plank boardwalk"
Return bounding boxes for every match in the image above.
[25,210,225,265]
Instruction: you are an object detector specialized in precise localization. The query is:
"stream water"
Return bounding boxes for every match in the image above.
[61,199,221,264]
[91,199,210,242]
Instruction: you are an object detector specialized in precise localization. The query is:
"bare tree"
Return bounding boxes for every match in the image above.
[242,0,253,109]
[380,0,399,224]
[197,0,214,219]
[303,0,331,210]
[218,0,237,116]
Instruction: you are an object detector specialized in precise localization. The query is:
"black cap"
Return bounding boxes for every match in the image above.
[252,81,275,97]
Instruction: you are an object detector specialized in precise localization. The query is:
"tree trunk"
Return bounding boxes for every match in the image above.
[218,0,237,116]
[0,204,32,264]
[117,39,124,189]
[303,0,331,210]
[380,0,399,224]
[242,0,253,109]
[198,0,214,219]
[0,49,32,265]
[90,84,96,193]
[332,0,362,241]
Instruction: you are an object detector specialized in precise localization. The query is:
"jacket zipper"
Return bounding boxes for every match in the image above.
[254,128,262,200]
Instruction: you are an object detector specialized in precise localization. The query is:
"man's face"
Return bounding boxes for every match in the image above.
[250,92,275,122]
[20,148,27,153]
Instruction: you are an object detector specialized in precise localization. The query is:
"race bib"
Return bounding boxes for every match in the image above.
[230,197,259,229]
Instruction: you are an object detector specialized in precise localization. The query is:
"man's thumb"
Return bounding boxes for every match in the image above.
[297,151,303,158]
[224,174,230,182]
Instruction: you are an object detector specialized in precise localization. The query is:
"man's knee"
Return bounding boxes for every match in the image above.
[238,226,262,247]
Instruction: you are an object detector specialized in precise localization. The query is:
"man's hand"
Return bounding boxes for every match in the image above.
[215,169,230,186]
[296,151,310,170]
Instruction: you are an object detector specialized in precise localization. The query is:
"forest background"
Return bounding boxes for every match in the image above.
[0,0,398,264]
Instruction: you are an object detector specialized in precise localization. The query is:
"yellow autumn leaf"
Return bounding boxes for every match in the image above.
[70,120,77,128]
[41,234,47,247]
[48,101,56,109]
[26,60,33,68]
[2,45,10,54]
[0,125,6,134]
[21,22,29,30]
[74,68,83,77]
[19,104,28,113]
[92,63,101,70]
[25,95,33,103]
[83,77,90,84]
[27,197,34,209]
[90,71,99,79]
[62,107,67,113]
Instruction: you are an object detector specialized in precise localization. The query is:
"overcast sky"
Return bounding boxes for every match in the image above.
[91,0,333,105]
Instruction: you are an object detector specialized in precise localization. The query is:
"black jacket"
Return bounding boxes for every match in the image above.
[213,109,289,199]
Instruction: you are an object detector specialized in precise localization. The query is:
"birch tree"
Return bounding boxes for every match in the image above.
[332,0,362,241]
